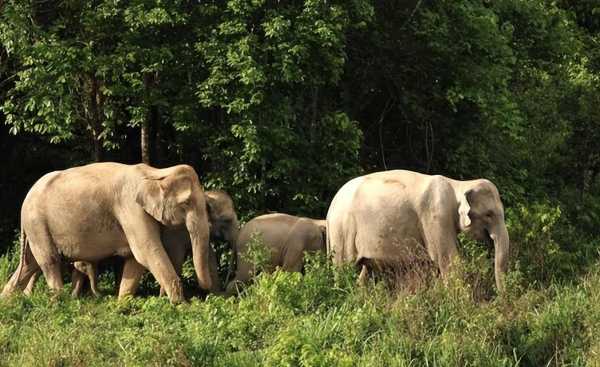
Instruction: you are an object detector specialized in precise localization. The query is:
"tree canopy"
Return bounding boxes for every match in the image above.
[1,0,599,249]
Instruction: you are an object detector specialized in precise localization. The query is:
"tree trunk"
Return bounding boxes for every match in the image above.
[141,117,150,164]
[89,75,103,162]
[141,72,160,165]
[141,104,159,165]
[151,105,161,165]
[92,134,103,162]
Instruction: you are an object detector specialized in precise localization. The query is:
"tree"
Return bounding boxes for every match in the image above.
[0,0,200,164]
[189,0,372,216]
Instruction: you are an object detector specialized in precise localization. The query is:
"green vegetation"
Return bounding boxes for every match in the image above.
[1,0,600,365]
[1,205,599,366]
[0,229,598,366]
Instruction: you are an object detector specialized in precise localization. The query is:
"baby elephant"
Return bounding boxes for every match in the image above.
[71,261,99,297]
[226,213,326,294]
[23,260,100,297]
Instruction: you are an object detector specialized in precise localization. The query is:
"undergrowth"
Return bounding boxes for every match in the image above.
[0,202,598,366]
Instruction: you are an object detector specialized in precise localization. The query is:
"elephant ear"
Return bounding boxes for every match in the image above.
[458,189,473,230]
[204,191,219,221]
[136,174,192,226]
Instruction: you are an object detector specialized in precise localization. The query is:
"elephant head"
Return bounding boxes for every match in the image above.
[135,165,218,292]
[205,190,240,246]
[457,179,509,291]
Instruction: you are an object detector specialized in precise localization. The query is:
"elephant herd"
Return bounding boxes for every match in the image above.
[1,162,509,303]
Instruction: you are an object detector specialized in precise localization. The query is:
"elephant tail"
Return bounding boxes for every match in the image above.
[14,228,28,282]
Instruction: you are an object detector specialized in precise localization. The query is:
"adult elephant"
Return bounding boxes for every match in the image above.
[67,190,239,298]
[1,162,218,303]
[326,170,509,291]
[157,190,239,296]
[226,213,326,294]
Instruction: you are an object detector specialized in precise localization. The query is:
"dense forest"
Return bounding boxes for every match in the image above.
[1,0,600,366]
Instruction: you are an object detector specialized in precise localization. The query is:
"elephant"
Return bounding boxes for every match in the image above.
[21,260,99,297]
[71,261,99,297]
[147,190,239,297]
[1,162,217,303]
[226,213,327,294]
[326,170,509,291]
[66,190,239,298]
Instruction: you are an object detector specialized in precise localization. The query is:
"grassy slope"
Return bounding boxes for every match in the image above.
[0,247,599,367]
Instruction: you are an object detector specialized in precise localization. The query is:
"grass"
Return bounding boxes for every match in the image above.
[0,237,599,366]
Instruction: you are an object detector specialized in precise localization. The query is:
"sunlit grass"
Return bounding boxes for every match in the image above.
[0,239,599,367]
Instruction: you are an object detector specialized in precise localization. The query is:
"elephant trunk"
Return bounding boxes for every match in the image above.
[490,222,509,292]
[224,220,240,285]
[227,220,240,250]
[187,212,220,293]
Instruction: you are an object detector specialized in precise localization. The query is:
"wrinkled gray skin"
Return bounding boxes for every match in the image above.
[67,191,239,298]
[1,162,217,303]
[226,213,327,294]
[327,170,509,291]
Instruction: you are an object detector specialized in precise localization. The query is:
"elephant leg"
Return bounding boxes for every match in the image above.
[87,263,99,297]
[118,257,147,298]
[130,244,179,292]
[281,246,304,272]
[122,221,184,303]
[421,218,458,280]
[71,267,86,298]
[159,244,219,297]
[434,239,458,280]
[72,261,100,297]
[225,257,253,296]
[208,245,220,292]
[2,264,40,296]
[1,240,41,297]
[24,270,41,295]
[26,229,64,293]
[159,243,187,297]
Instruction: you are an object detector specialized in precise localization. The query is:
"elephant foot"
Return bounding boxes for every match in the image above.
[162,281,185,304]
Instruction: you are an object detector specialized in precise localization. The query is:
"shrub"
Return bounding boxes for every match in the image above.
[0,235,21,286]
[240,232,272,277]
[506,201,590,285]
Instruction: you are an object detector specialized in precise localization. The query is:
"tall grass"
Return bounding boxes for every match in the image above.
[0,202,599,366]
[0,253,598,366]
